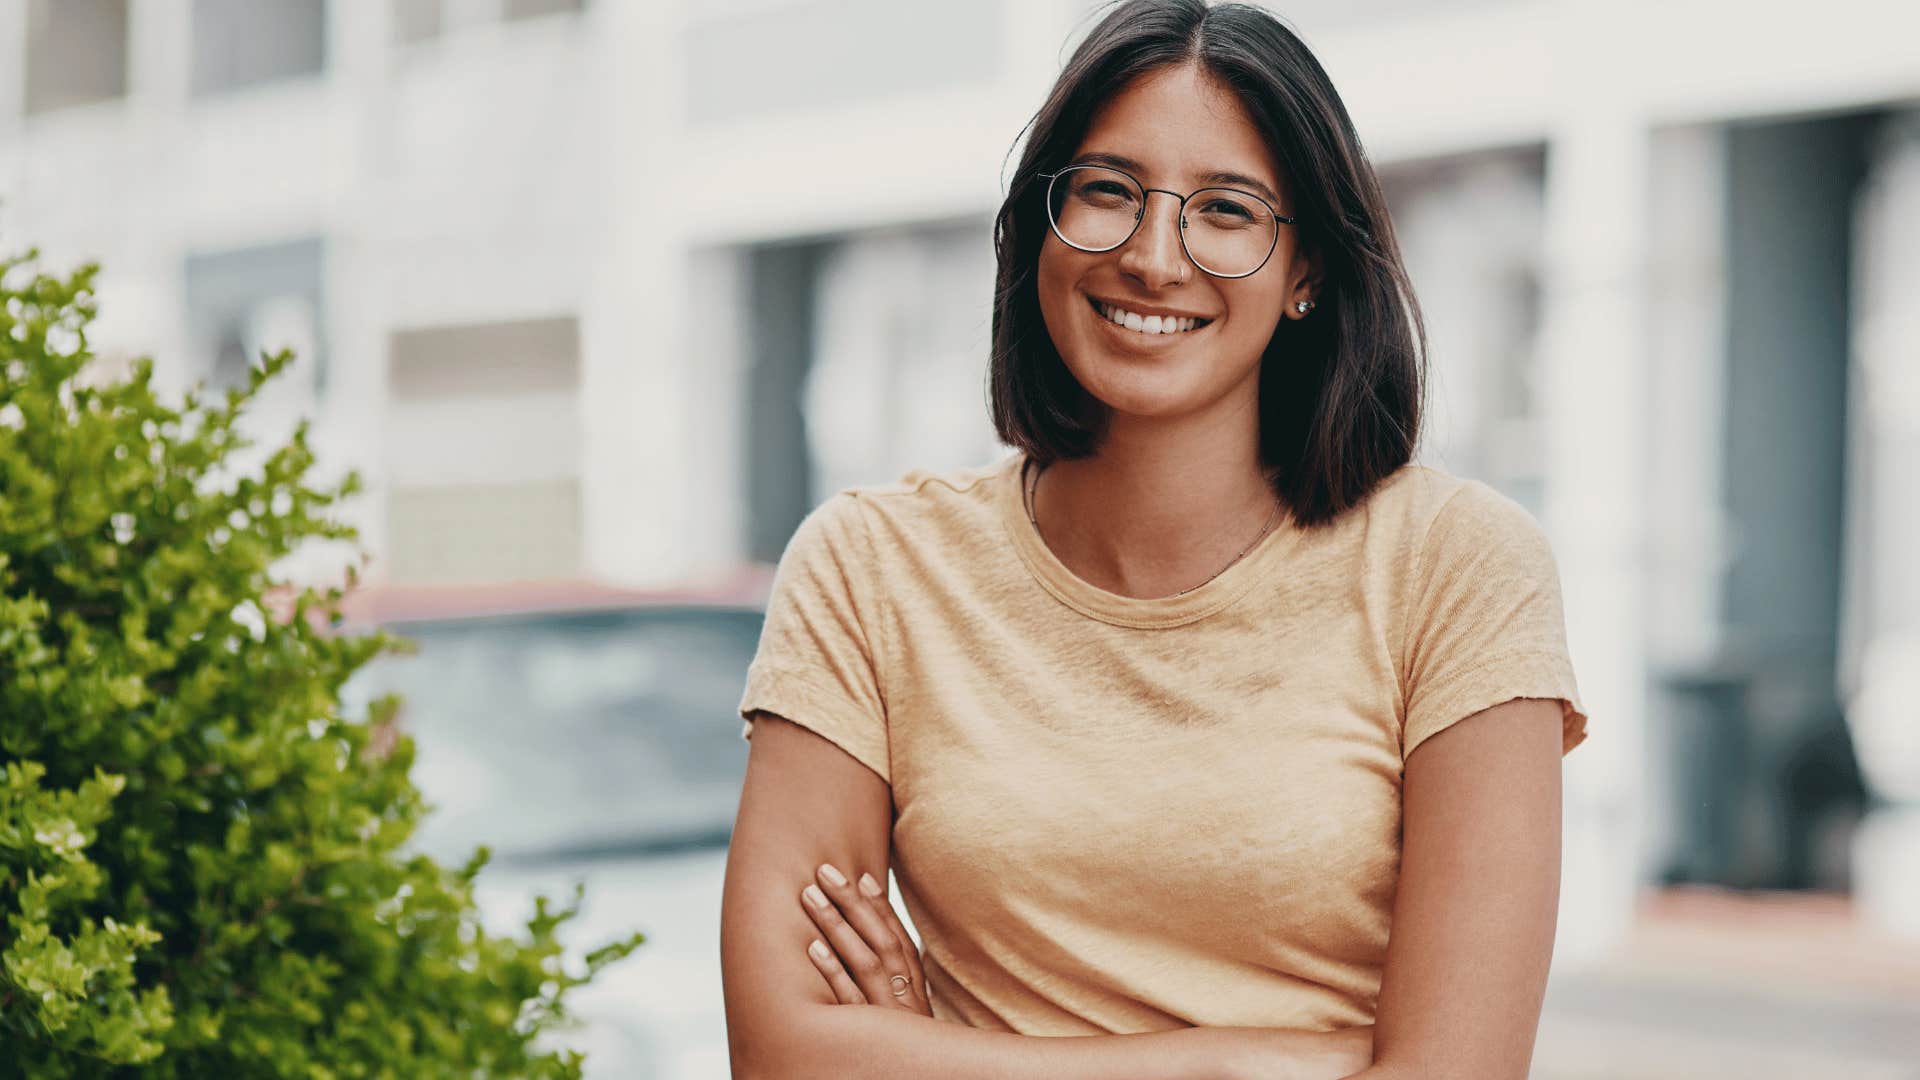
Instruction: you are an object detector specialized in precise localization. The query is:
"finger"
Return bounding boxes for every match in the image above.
[858,872,931,1015]
[800,881,886,1002]
[812,865,919,1008]
[806,938,867,1005]
[858,874,928,989]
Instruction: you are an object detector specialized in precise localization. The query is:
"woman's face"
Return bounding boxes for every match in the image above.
[1036,62,1317,424]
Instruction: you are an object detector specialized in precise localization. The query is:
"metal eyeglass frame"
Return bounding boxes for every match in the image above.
[1037,163,1299,280]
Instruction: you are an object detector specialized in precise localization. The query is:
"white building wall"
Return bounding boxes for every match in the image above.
[6,0,1920,957]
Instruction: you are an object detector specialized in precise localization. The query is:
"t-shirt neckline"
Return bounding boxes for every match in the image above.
[994,452,1302,630]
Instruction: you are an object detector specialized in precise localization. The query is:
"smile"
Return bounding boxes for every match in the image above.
[1087,297,1213,336]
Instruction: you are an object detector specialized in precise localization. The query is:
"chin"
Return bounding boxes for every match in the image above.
[1064,355,1221,420]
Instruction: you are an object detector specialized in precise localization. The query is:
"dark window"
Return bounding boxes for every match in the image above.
[503,0,585,19]
[392,0,441,44]
[191,0,326,96]
[24,0,128,115]
[389,316,580,402]
[744,241,830,562]
[183,236,327,394]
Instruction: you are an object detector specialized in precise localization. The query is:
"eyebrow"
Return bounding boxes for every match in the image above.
[1073,151,1285,209]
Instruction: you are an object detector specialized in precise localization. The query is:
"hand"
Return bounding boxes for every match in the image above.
[798,863,933,1016]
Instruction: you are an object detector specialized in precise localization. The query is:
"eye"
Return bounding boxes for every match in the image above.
[1198,197,1255,221]
[1078,179,1136,202]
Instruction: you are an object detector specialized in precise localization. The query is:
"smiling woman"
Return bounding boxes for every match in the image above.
[1033,64,1309,426]
[719,3,1589,1079]
[992,10,1425,531]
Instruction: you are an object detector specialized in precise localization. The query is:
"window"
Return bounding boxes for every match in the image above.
[503,0,584,19]
[183,237,327,395]
[191,0,326,96]
[389,316,579,401]
[392,0,580,47]
[1381,148,1548,511]
[685,0,1001,123]
[392,0,441,44]
[383,315,584,585]
[24,0,128,115]
[806,222,1002,499]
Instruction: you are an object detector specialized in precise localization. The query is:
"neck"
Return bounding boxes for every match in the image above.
[1032,392,1281,599]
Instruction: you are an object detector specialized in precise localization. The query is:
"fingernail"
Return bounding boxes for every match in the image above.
[803,884,829,908]
[808,939,830,961]
[819,863,847,887]
[859,872,883,897]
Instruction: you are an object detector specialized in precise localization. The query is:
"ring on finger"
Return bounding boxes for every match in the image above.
[890,974,911,998]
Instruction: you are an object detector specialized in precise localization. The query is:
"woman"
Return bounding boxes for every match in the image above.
[719,2,1589,1077]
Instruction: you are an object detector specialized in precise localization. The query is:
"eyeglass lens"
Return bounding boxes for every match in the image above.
[1046,165,1277,277]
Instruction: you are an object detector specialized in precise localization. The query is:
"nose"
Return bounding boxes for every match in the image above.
[1115,190,1190,291]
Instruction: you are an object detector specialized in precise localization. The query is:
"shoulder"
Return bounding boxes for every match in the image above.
[844,453,1015,504]
[1364,462,1546,554]
[774,456,1017,614]
[826,453,1018,541]
[776,455,1016,583]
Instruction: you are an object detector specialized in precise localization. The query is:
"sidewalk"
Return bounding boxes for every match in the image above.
[1533,888,1920,1079]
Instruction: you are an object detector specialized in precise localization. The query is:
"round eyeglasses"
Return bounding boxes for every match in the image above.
[1039,164,1297,279]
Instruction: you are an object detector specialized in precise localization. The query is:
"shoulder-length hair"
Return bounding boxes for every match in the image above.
[988,0,1426,529]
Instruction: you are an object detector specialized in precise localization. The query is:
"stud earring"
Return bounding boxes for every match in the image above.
[1295,300,1314,315]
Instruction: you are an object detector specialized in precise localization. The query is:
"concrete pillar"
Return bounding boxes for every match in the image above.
[303,0,394,585]
[1536,1,1653,963]
[581,0,692,587]
[119,0,193,396]
[1640,124,1734,884]
[0,2,25,147]
[1841,110,1920,938]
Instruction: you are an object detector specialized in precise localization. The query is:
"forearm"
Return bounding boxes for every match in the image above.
[739,1004,1218,1080]
[1339,1066,1423,1080]
[736,1005,1340,1080]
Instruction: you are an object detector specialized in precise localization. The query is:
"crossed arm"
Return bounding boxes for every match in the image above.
[719,697,1565,1080]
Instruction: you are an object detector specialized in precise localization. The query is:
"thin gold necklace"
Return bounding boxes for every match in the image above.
[1022,459,1280,599]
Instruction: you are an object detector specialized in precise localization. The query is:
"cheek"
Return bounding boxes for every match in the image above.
[1036,236,1073,298]
[1222,282,1287,351]
[1036,242,1088,340]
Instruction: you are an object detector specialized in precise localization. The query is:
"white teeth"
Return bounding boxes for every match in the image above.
[1095,301,1205,335]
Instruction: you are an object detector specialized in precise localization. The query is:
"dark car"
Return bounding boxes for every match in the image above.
[337,576,768,1078]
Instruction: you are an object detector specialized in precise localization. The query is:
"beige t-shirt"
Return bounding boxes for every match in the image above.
[738,452,1588,1035]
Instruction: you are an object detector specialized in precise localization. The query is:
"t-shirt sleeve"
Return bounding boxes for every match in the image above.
[1400,481,1590,762]
[737,491,891,783]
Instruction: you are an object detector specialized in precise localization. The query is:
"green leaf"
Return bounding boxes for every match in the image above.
[0,248,640,1077]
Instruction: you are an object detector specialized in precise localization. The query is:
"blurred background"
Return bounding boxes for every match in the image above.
[3,0,1918,1076]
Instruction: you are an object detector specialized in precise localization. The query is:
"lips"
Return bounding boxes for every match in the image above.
[1087,296,1214,337]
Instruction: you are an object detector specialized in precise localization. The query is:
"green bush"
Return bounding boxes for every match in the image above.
[0,251,642,1077]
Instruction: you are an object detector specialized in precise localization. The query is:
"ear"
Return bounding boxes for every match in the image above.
[1286,240,1325,317]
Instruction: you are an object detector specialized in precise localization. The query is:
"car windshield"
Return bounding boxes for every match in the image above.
[342,605,762,865]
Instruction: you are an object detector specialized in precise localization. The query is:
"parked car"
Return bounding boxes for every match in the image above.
[337,575,770,1078]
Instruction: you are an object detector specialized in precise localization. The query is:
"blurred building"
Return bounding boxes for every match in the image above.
[3,0,1917,995]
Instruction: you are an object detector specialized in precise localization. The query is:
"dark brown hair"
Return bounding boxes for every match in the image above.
[988,0,1426,529]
